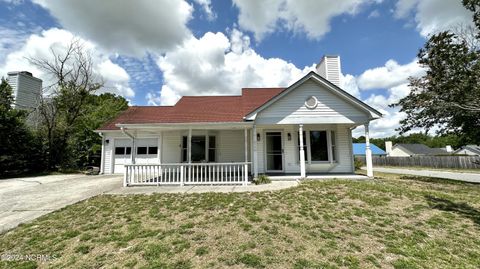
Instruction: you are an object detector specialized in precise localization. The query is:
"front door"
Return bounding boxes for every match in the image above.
[265,132,283,172]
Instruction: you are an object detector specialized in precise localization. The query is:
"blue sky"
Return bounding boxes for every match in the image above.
[0,0,473,136]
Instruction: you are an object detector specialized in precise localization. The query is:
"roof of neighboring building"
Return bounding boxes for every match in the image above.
[454,145,480,155]
[98,88,285,130]
[394,143,447,155]
[352,143,386,156]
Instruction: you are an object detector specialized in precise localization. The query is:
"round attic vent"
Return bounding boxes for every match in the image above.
[305,96,318,109]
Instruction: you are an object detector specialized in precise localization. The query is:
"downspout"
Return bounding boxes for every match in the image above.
[121,127,136,164]
[99,132,105,174]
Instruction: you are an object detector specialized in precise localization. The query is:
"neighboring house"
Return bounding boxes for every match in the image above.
[96,56,382,186]
[454,145,480,156]
[385,142,448,157]
[353,143,386,156]
[7,71,42,110]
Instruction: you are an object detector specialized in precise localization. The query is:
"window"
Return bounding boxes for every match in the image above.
[182,135,216,162]
[126,147,131,155]
[297,131,307,161]
[137,147,147,155]
[191,136,206,162]
[208,136,216,162]
[115,147,125,155]
[310,131,328,161]
[182,136,188,162]
[148,146,158,155]
[331,131,336,162]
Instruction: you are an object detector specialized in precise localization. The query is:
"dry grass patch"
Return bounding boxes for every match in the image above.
[2,172,480,268]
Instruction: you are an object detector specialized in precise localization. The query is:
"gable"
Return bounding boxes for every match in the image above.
[253,78,372,124]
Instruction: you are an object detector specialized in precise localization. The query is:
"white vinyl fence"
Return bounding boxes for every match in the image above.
[124,162,251,186]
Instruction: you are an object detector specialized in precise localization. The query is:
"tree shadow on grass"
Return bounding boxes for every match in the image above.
[401,175,468,185]
[425,195,480,226]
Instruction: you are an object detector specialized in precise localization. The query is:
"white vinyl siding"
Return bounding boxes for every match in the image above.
[162,131,182,163]
[316,55,341,87]
[389,147,412,157]
[104,138,113,174]
[217,130,250,163]
[256,80,369,124]
[254,125,353,174]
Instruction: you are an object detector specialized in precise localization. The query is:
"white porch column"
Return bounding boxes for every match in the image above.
[100,133,105,174]
[188,128,192,163]
[299,124,306,178]
[244,127,248,162]
[244,127,248,186]
[158,132,162,164]
[131,137,136,164]
[253,124,258,178]
[364,123,373,178]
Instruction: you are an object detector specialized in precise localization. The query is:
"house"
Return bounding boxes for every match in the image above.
[353,143,386,156]
[385,142,448,157]
[96,56,382,186]
[454,145,480,156]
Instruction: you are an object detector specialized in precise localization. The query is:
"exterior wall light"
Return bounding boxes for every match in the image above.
[257,133,261,141]
[287,133,291,141]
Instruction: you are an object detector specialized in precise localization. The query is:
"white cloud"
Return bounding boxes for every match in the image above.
[156,29,314,105]
[340,73,361,97]
[0,27,33,64]
[394,0,474,37]
[356,59,425,90]
[193,0,216,21]
[352,59,426,137]
[353,107,407,138]
[232,0,382,40]
[0,28,134,97]
[31,0,193,56]
[368,9,380,19]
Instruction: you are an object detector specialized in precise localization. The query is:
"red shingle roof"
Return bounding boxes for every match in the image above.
[98,88,284,130]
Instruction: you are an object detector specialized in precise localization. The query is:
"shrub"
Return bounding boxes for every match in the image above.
[253,174,271,185]
[354,158,364,170]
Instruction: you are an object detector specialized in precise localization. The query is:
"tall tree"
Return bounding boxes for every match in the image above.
[392,0,480,144]
[30,40,103,169]
[0,79,43,176]
[70,93,128,168]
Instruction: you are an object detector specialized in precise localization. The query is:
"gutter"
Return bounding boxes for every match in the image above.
[121,127,136,164]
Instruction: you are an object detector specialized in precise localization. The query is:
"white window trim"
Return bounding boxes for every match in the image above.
[181,133,217,163]
[297,129,337,164]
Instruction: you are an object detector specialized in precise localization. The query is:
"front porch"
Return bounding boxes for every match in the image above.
[104,122,374,187]
[124,162,251,186]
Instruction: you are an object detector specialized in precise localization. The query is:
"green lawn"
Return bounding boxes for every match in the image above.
[376,165,480,174]
[2,173,480,268]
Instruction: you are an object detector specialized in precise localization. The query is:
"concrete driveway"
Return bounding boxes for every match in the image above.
[372,167,480,183]
[0,174,122,233]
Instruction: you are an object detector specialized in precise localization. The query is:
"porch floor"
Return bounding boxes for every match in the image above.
[267,174,369,180]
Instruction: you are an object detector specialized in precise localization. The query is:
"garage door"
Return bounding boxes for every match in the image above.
[113,139,132,174]
[113,138,159,174]
[135,138,159,164]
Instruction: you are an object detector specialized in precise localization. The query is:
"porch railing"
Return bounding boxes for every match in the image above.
[123,162,251,187]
